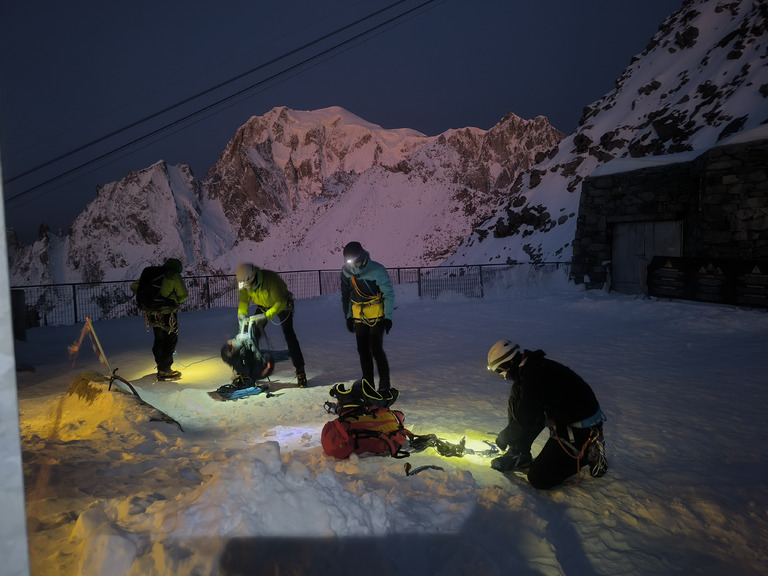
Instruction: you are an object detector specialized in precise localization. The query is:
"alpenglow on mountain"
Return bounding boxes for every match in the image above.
[8,108,563,284]
[8,0,768,286]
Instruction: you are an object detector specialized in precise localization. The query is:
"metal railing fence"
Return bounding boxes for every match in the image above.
[11,263,570,328]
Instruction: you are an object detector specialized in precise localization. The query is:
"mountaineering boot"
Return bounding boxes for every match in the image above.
[491,451,532,472]
[296,369,308,388]
[587,428,608,477]
[157,369,182,381]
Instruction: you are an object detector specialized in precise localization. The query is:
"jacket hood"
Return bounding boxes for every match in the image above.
[164,258,183,274]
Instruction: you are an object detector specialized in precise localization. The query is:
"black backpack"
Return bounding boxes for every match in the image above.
[136,266,175,312]
[326,378,399,415]
[221,333,273,382]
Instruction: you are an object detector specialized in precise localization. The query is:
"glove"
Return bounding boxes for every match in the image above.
[238,313,247,333]
[346,317,355,333]
[491,451,532,472]
[249,313,268,329]
[495,426,512,452]
[383,318,392,334]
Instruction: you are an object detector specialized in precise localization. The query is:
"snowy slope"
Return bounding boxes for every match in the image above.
[449,0,768,265]
[8,1,768,285]
[9,107,561,283]
[16,271,768,575]
[10,162,237,283]
[203,106,561,272]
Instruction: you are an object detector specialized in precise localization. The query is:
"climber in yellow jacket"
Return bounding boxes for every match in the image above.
[236,263,307,387]
[131,257,188,381]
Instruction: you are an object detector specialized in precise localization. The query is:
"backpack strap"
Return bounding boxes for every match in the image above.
[329,379,399,411]
[339,407,412,458]
[350,275,380,301]
[347,426,411,458]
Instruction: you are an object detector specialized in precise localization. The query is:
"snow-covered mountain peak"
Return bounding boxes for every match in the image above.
[9,104,563,282]
[449,0,768,265]
[212,105,432,182]
[199,105,562,270]
[9,0,766,285]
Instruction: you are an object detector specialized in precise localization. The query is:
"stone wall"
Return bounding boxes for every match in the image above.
[572,137,768,289]
[690,140,768,260]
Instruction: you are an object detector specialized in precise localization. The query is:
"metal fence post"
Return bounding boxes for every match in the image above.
[12,262,571,327]
[72,284,78,324]
[417,268,422,298]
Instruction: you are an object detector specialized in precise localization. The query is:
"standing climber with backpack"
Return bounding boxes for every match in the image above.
[340,241,394,391]
[131,258,188,381]
[236,263,308,387]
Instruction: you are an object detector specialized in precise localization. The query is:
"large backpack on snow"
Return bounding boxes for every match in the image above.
[327,378,399,412]
[321,379,412,459]
[220,333,273,382]
[136,266,176,312]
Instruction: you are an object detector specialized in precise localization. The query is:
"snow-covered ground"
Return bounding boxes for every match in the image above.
[16,268,768,575]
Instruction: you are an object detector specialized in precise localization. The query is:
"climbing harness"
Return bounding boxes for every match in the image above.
[144,311,177,333]
[350,275,384,326]
[550,409,607,486]
[265,295,295,326]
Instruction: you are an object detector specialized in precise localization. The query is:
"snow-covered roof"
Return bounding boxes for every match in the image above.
[717,122,768,146]
[590,123,768,178]
[589,150,703,178]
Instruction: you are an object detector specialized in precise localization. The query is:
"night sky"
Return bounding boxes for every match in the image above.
[0,0,681,242]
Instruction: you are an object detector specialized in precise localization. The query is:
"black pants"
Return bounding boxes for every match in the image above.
[526,427,595,489]
[354,320,390,389]
[254,306,305,372]
[152,312,178,372]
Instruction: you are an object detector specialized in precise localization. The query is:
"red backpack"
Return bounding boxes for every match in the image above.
[321,380,412,459]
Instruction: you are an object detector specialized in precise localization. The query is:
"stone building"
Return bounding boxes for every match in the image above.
[571,126,768,305]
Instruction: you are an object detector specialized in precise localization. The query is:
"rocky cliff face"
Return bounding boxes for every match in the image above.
[449,0,768,265]
[202,106,435,245]
[12,0,765,285]
[9,107,563,283]
[10,161,236,283]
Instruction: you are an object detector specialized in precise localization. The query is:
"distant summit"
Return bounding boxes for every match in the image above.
[9,107,562,284]
[9,0,768,286]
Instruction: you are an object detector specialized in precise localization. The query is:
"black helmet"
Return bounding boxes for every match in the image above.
[343,241,367,267]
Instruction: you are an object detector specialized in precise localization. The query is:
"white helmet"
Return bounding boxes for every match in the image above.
[236,263,262,290]
[487,340,521,373]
